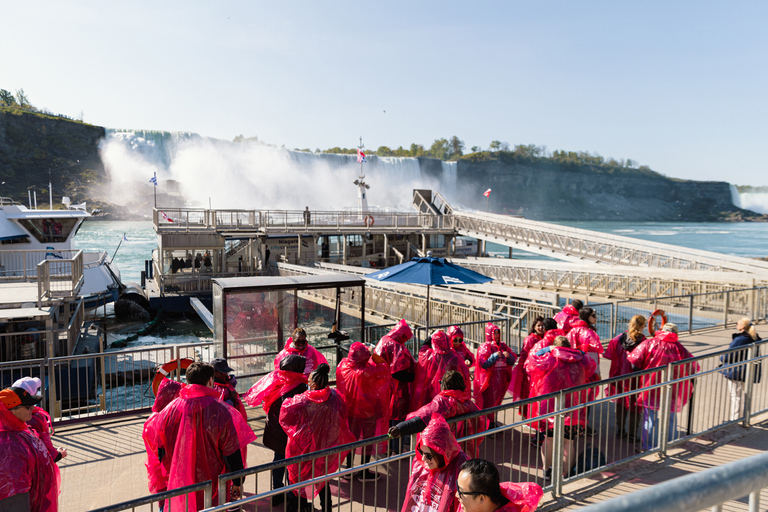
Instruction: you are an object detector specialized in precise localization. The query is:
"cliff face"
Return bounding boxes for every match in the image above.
[454,159,761,221]
[0,108,106,206]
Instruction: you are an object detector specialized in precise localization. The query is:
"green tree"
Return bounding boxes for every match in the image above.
[470,146,480,153]
[428,138,451,160]
[409,143,424,157]
[376,146,393,156]
[449,136,464,158]
[0,89,15,106]
[15,88,29,108]
[489,140,501,152]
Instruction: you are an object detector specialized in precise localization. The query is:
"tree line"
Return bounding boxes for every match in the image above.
[1,87,84,122]
[297,137,658,176]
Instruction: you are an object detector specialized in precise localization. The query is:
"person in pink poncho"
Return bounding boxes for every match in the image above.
[456,458,542,512]
[412,330,471,412]
[0,386,59,512]
[566,307,604,372]
[508,316,546,403]
[244,354,308,506]
[274,327,329,376]
[402,414,470,512]
[604,315,646,441]
[280,363,357,512]
[474,323,517,427]
[627,323,699,451]
[336,341,391,481]
[12,377,66,464]
[142,378,184,495]
[153,362,256,511]
[553,300,582,334]
[449,326,475,367]
[390,370,485,458]
[525,337,597,480]
[374,319,416,453]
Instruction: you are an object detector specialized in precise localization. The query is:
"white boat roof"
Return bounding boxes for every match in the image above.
[0,306,54,322]
[2,205,90,219]
[0,218,29,241]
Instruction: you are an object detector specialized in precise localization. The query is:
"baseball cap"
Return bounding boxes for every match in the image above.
[211,357,233,373]
[0,387,43,409]
[12,376,42,396]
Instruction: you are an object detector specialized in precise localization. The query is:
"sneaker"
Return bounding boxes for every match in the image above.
[544,468,552,482]
[357,470,381,482]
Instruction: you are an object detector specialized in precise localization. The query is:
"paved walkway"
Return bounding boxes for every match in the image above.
[53,326,761,511]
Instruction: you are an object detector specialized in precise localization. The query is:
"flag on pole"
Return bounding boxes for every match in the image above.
[160,211,174,223]
[483,188,492,197]
[357,148,366,163]
[149,176,158,186]
[122,234,129,242]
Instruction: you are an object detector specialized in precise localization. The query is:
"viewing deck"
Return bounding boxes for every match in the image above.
[54,327,767,512]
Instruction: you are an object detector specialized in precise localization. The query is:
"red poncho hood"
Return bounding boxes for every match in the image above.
[655,330,679,344]
[432,330,452,354]
[492,482,544,512]
[244,369,308,413]
[153,378,184,413]
[274,339,328,376]
[388,319,413,343]
[562,304,579,317]
[416,414,463,469]
[447,325,464,343]
[336,343,391,421]
[484,322,501,344]
[347,341,371,366]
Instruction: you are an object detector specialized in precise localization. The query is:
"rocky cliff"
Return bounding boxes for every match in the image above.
[453,158,764,221]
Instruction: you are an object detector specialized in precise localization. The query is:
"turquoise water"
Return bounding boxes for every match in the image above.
[74,220,155,283]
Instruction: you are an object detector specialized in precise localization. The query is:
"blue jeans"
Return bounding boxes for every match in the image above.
[641,407,678,451]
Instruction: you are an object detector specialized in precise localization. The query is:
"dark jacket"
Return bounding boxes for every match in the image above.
[263,382,308,453]
[720,332,762,383]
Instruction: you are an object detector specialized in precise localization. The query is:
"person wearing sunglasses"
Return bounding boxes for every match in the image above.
[456,459,542,512]
[448,325,475,367]
[402,414,469,512]
[0,386,59,512]
[12,377,66,464]
[274,327,329,377]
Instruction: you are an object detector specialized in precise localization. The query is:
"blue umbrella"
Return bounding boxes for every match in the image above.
[365,257,493,328]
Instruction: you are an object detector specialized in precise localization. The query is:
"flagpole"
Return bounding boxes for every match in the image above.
[153,172,157,208]
[486,194,489,212]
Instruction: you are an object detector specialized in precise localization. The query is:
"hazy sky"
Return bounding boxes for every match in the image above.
[4,1,767,186]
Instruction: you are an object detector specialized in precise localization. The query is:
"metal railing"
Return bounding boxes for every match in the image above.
[591,287,768,341]
[97,337,768,512]
[89,481,213,512]
[580,449,768,512]
[37,249,84,303]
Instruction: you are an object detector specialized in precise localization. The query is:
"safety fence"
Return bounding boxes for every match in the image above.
[580,449,768,512]
[92,336,768,512]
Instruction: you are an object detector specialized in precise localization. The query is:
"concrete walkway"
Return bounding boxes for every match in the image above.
[53,326,761,511]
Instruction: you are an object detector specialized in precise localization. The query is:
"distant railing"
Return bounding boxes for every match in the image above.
[590,286,768,341]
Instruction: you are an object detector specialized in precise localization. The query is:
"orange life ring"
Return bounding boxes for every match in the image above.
[152,358,194,396]
[647,309,668,336]
[364,215,374,227]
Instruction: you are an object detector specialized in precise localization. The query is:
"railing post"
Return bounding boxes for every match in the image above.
[659,364,674,457]
[205,481,213,509]
[174,345,181,381]
[724,290,730,329]
[552,391,565,497]
[742,343,758,428]
[688,295,694,334]
[99,352,107,412]
[217,476,226,509]
[610,302,617,339]
[48,358,60,421]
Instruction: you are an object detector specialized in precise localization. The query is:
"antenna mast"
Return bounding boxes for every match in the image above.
[353,137,370,215]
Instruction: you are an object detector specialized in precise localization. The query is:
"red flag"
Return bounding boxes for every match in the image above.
[160,211,174,223]
[483,188,492,197]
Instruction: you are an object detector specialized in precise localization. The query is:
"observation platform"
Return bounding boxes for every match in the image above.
[53,326,764,512]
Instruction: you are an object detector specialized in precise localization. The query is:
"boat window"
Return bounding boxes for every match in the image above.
[1,237,30,245]
[17,218,80,243]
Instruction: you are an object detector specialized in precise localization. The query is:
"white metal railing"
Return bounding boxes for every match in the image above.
[580,450,768,512]
[94,337,768,512]
[36,250,84,303]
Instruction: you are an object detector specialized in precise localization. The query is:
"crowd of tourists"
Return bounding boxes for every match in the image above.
[1,308,762,512]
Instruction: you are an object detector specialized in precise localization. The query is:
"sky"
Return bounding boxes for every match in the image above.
[3,1,767,186]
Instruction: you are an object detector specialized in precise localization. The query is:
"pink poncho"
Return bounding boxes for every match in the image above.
[28,406,58,462]
[508,332,542,401]
[0,401,59,512]
[336,342,392,453]
[459,482,543,512]
[448,326,475,367]
[274,338,328,376]
[143,379,184,493]
[626,330,700,412]
[154,384,257,510]
[407,389,485,457]
[554,304,579,334]
[525,347,598,431]
[244,369,309,413]
[567,320,605,368]
[374,319,416,420]
[412,331,471,411]
[474,323,516,410]
[604,332,645,409]
[280,387,356,498]
[402,414,469,512]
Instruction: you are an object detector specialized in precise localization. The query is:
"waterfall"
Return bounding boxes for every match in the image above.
[730,184,742,208]
[730,184,768,214]
[98,130,444,211]
[440,161,458,202]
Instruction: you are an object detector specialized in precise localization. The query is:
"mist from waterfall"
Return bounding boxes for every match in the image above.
[730,184,768,214]
[98,130,456,211]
